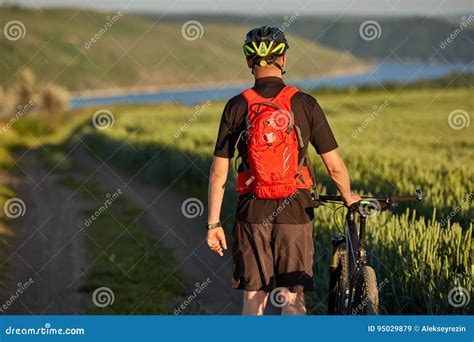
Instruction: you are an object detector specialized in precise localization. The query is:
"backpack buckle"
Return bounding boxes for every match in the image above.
[295,173,305,184]
[245,176,255,187]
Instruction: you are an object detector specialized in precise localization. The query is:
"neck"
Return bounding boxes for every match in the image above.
[253,65,282,80]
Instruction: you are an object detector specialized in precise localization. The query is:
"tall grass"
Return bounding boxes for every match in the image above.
[74,87,472,314]
[0,124,23,288]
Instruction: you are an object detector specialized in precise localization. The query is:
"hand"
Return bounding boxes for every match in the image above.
[344,193,361,207]
[207,227,227,256]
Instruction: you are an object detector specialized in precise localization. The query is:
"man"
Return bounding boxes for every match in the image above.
[207,26,360,315]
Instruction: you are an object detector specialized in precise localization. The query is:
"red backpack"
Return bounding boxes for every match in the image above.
[236,85,315,199]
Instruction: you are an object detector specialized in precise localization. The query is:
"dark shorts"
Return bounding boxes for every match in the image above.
[232,220,315,293]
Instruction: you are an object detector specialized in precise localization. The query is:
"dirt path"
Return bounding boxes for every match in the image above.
[1,150,87,314]
[72,148,243,315]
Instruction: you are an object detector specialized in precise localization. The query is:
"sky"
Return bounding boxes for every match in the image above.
[6,0,473,16]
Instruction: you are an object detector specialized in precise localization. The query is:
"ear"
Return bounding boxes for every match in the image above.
[280,55,286,68]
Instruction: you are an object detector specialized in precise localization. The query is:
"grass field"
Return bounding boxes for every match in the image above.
[0,7,368,92]
[71,85,473,314]
[0,83,471,314]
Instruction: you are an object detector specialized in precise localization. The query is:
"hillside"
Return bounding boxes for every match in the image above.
[0,7,370,92]
[157,14,474,64]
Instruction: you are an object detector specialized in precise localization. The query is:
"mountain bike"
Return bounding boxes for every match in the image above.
[313,189,423,315]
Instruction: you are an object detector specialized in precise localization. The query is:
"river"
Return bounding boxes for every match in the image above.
[70,63,473,109]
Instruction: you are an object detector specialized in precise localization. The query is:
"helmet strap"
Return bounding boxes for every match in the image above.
[272,61,286,75]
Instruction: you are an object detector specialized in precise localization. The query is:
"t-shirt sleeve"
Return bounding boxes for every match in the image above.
[307,95,338,154]
[213,95,245,159]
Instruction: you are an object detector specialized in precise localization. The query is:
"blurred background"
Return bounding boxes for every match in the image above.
[0,0,472,316]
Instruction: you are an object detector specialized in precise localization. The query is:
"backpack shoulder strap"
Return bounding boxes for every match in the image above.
[279,85,318,201]
[240,88,262,105]
[275,85,300,103]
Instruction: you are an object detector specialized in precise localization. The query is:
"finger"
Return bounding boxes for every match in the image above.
[211,247,223,256]
[210,245,222,252]
[220,236,228,250]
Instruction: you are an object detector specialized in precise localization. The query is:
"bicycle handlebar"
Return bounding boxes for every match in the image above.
[313,189,422,210]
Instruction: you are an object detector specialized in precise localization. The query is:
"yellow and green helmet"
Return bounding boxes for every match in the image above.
[243,26,289,68]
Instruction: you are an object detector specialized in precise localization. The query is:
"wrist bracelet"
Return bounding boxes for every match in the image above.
[206,222,222,230]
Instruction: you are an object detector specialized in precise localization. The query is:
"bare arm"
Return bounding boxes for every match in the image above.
[206,156,229,256]
[320,149,360,206]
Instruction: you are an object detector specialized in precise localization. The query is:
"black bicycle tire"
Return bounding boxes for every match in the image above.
[352,265,380,315]
[328,247,349,315]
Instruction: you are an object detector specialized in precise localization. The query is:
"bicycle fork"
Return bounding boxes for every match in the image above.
[346,212,368,314]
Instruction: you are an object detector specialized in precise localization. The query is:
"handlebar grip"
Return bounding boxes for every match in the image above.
[390,195,417,202]
[391,189,423,202]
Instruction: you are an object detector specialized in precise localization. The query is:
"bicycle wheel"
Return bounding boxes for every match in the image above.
[352,265,379,315]
[328,247,349,314]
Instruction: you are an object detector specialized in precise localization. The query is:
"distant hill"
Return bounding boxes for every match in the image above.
[155,14,474,64]
[0,7,370,92]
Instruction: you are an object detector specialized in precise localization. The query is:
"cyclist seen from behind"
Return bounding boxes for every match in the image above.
[207,26,361,315]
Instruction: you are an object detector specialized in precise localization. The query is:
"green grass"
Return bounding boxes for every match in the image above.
[0,6,369,92]
[62,177,187,314]
[0,123,24,291]
[72,85,472,314]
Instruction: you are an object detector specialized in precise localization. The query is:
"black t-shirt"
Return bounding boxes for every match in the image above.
[214,76,338,224]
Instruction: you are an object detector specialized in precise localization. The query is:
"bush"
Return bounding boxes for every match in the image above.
[41,84,70,114]
[0,67,70,115]
[14,68,36,108]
